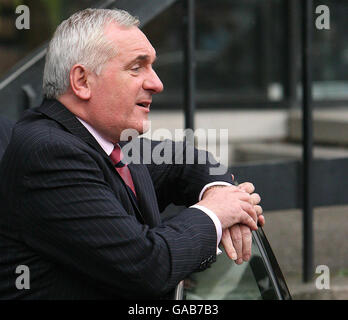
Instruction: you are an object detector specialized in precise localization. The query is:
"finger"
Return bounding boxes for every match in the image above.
[250,193,261,205]
[254,205,263,217]
[240,201,258,223]
[233,191,260,210]
[253,204,264,227]
[221,228,237,260]
[240,225,252,262]
[232,191,252,201]
[258,215,265,227]
[231,174,234,181]
[237,182,255,194]
[230,225,243,262]
[239,211,258,231]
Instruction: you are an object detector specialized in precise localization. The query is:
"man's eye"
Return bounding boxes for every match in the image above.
[131,66,141,72]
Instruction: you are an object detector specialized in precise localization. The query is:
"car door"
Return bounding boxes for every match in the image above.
[174,228,291,300]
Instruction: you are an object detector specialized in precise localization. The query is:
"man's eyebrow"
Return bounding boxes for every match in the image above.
[126,55,157,68]
[136,55,151,62]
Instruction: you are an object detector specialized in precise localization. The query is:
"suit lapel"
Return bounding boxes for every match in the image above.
[119,140,161,228]
[37,99,160,227]
[127,162,161,228]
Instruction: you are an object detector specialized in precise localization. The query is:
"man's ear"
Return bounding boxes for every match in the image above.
[69,64,93,100]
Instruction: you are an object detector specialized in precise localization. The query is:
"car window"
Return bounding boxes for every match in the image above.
[184,233,279,300]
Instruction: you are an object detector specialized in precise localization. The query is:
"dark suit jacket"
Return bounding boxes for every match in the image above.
[0,99,233,299]
[0,116,14,158]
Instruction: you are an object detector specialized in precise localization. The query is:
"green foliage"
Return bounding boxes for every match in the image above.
[13,0,24,7]
[40,0,62,29]
[337,268,348,277]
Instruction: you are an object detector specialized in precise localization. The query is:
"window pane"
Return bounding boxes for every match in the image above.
[313,0,348,100]
[144,0,286,109]
[185,235,278,300]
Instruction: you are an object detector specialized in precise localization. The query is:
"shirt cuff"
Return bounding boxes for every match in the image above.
[198,181,234,201]
[190,204,223,255]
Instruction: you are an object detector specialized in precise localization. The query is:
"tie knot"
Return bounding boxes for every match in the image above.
[110,144,126,167]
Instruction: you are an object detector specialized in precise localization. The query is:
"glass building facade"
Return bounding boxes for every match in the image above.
[0,0,347,109]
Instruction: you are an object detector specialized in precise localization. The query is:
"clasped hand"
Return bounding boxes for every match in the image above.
[222,182,264,264]
[199,179,264,264]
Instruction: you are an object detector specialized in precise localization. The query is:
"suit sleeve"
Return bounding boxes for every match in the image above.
[143,138,234,211]
[16,139,217,298]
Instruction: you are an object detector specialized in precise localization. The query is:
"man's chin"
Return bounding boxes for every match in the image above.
[141,119,151,133]
[118,120,151,142]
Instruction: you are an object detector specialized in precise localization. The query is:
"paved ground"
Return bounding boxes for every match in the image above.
[263,205,348,299]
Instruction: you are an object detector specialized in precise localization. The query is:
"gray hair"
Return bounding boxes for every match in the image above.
[42,8,140,99]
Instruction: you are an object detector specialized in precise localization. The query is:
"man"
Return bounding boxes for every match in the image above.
[0,8,263,299]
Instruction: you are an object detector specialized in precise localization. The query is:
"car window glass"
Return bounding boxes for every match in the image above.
[184,236,278,300]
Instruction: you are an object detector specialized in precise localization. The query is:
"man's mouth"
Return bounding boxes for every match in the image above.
[136,102,151,110]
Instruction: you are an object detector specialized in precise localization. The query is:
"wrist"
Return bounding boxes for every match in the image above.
[202,185,233,199]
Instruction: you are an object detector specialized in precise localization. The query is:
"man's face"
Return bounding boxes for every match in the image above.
[87,23,163,143]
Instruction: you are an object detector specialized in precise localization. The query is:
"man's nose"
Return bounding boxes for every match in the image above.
[143,69,164,94]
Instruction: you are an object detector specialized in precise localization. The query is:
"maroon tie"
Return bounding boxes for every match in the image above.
[109,144,137,198]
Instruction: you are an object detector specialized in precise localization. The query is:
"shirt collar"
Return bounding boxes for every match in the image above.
[76,117,114,156]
